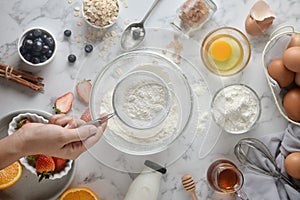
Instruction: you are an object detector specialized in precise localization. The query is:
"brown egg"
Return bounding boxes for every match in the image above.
[295,73,300,86]
[267,59,295,87]
[283,47,300,73]
[284,152,300,179]
[283,88,300,121]
[288,33,300,48]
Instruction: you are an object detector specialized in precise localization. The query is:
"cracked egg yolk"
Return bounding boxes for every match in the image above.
[211,40,232,62]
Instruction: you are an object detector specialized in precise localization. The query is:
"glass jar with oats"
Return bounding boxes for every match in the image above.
[171,0,217,36]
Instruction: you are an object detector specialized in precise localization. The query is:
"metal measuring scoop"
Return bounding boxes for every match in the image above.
[234,138,300,193]
[83,113,115,127]
[120,0,160,51]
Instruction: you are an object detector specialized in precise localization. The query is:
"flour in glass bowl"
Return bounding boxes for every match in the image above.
[124,82,168,121]
[102,89,179,144]
[211,84,261,134]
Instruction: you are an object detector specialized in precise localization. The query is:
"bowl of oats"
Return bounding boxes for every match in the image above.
[82,0,119,29]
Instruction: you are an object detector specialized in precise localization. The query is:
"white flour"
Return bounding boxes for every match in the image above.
[123,82,168,121]
[211,85,260,133]
[102,89,179,144]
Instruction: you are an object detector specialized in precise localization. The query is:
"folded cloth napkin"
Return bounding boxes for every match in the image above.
[242,124,300,200]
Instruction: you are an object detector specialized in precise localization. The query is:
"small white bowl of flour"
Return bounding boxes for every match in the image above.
[211,84,261,134]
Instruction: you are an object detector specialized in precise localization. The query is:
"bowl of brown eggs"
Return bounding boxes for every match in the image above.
[263,25,300,125]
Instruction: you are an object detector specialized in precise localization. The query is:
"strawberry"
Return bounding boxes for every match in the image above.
[80,108,92,122]
[16,118,31,129]
[35,155,55,181]
[53,157,67,170]
[54,92,74,114]
[76,80,92,104]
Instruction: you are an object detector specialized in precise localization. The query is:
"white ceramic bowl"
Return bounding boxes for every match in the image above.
[18,27,57,67]
[81,0,119,29]
[8,112,73,180]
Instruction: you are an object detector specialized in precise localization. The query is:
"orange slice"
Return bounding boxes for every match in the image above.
[0,161,22,190]
[59,187,99,200]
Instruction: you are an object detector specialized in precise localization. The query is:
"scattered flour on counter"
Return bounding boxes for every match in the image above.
[211,85,260,132]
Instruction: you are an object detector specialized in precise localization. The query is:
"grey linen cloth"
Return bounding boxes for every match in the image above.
[242,124,300,200]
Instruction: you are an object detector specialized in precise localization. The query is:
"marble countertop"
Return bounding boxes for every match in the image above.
[0,0,300,199]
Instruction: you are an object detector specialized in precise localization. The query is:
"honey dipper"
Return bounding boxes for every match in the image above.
[181,174,199,200]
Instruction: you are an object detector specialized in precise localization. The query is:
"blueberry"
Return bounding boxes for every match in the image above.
[31,51,41,57]
[42,34,48,40]
[45,50,53,58]
[39,55,48,63]
[34,37,43,44]
[41,45,50,54]
[84,44,93,53]
[64,29,72,37]
[132,29,141,40]
[20,46,27,54]
[45,37,54,49]
[32,40,43,52]
[23,53,32,62]
[68,54,76,63]
[31,57,40,64]
[26,32,34,39]
[23,39,33,49]
[33,29,42,38]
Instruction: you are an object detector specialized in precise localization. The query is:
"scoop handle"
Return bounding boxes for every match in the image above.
[141,0,160,23]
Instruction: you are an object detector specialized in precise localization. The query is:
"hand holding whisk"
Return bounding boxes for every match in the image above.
[234,137,300,193]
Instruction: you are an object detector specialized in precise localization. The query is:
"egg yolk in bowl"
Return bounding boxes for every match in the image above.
[207,35,243,72]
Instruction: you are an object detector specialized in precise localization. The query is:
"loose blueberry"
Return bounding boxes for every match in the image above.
[132,29,141,40]
[68,54,76,63]
[31,57,40,64]
[46,50,53,58]
[64,29,72,37]
[23,39,33,49]
[84,44,93,53]
[33,29,42,38]
[40,55,48,63]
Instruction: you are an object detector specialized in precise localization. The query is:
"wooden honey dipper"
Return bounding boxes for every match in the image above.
[181,174,199,200]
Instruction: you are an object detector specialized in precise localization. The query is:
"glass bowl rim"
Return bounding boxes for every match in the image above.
[89,50,194,155]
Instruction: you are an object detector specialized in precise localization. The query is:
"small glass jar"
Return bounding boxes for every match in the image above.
[171,0,217,36]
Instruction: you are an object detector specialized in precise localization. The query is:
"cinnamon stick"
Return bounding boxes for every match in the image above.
[0,63,44,91]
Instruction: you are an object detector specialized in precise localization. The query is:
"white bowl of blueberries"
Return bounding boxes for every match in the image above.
[18,27,56,66]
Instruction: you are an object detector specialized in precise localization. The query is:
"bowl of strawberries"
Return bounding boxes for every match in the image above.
[8,112,73,181]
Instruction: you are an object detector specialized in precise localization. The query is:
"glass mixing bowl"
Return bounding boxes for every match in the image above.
[201,27,251,76]
[90,51,193,155]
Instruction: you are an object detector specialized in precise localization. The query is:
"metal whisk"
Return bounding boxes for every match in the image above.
[234,137,300,193]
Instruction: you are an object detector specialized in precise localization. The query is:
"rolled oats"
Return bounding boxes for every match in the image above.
[83,0,119,28]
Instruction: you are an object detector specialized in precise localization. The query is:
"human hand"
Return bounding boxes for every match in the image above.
[11,114,107,160]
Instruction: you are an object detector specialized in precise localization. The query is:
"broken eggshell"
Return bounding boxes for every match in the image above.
[245,0,275,36]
